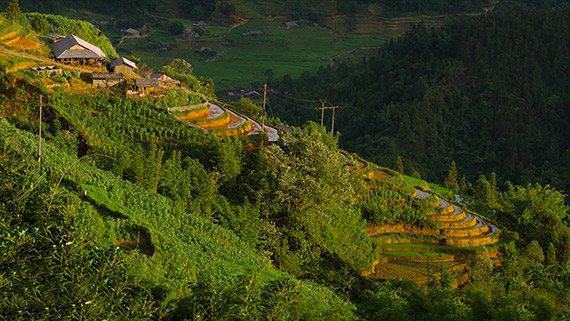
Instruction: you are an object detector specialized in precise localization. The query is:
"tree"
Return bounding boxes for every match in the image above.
[523,240,545,265]
[394,156,404,174]
[444,161,460,193]
[167,21,185,35]
[460,176,468,195]
[475,174,495,205]
[6,0,20,21]
[412,170,421,179]
[159,58,193,75]
[504,183,570,262]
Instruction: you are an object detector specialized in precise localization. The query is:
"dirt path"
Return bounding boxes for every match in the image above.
[227,14,249,35]
[0,45,93,73]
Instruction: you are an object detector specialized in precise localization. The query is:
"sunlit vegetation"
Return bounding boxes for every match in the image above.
[2,2,570,319]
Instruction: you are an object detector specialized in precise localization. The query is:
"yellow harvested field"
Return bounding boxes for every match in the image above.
[0,29,20,41]
[5,36,42,50]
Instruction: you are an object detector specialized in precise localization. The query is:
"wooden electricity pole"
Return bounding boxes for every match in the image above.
[38,95,42,163]
[316,101,340,135]
[262,83,267,132]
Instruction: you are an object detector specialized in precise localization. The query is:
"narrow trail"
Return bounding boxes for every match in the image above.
[0,45,93,73]
[227,14,249,35]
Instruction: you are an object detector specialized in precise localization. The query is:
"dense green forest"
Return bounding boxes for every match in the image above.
[269,2,570,195]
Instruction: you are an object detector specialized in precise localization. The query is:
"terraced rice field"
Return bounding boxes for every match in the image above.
[0,17,43,51]
[170,101,280,142]
[361,167,502,287]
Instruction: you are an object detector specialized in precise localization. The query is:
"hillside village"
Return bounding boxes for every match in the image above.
[0,13,283,142]
[45,33,181,95]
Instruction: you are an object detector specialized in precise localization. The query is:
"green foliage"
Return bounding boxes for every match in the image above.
[394,155,404,174]
[5,0,20,21]
[504,183,570,263]
[167,20,184,35]
[359,178,436,228]
[266,122,360,210]
[236,97,263,119]
[157,58,215,98]
[444,160,460,193]
[0,142,158,319]
[149,89,204,107]
[270,6,570,195]
[25,13,117,57]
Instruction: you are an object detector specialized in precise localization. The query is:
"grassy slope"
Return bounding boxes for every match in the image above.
[94,0,448,92]
[0,116,354,315]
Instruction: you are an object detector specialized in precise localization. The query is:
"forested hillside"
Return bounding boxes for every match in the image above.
[270,2,570,195]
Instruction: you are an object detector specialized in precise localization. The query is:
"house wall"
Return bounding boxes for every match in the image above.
[93,78,124,87]
[114,65,134,76]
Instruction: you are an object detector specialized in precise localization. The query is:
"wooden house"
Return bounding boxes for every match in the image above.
[150,72,182,89]
[109,57,137,76]
[133,79,160,95]
[122,28,141,38]
[91,72,125,87]
[49,35,106,66]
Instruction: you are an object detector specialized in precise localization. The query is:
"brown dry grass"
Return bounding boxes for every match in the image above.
[4,36,42,50]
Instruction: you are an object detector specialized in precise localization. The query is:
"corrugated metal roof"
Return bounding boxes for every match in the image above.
[92,72,125,79]
[49,35,106,59]
[135,79,160,88]
[110,56,137,69]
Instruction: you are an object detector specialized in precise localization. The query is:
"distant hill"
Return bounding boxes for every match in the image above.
[268,2,570,195]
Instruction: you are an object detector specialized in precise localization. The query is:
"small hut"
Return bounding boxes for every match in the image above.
[122,28,141,38]
[109,57,137,76]
[150,72,182,89]
[91,72,125,87]
[280,21,300,28]
[133,78,160,95]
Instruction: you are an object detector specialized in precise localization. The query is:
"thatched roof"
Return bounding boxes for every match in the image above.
[110,56,137,69]
[49,35,106,59]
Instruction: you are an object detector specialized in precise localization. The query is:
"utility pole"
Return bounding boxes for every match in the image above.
[316,101,340,134]
[38,95,42,163]
[320,100,325,126]
[262,83,267,132]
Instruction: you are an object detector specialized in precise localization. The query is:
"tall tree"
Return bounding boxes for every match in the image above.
[394,156,404,174]
[6,0,20,21]
[444,161,460,193]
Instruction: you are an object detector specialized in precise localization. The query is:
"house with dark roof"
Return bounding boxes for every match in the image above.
[49,35,107,66]
[122,28,141,38]
[132,78,161,95]
[91,72,125,87]
[242,30,264,37]
[192,21,208,30]
[45,34,65,42]
[109,57,137,76]
[280,21,300,28]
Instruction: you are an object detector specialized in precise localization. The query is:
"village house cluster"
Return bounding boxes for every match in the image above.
[45,34,182,95]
